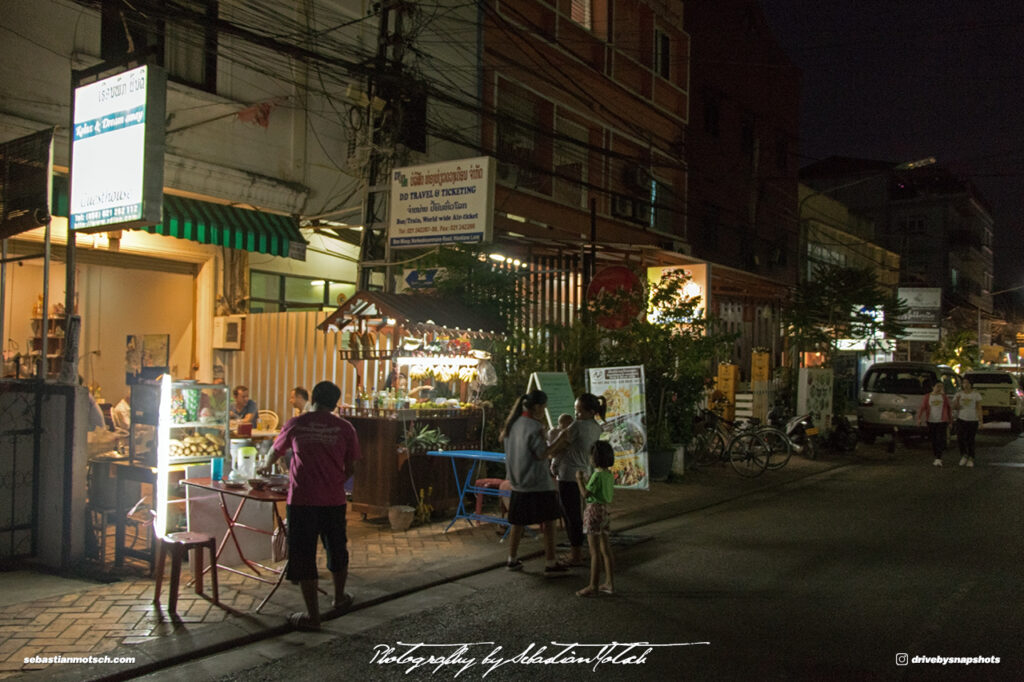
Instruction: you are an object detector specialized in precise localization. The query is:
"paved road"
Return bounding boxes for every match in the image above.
[172,429,1024,681]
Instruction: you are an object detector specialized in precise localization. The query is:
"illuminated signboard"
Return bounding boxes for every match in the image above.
[70,65,165,232]
[389,156,495,248]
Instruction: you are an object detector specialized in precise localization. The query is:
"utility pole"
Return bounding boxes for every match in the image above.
[358,1,409,291]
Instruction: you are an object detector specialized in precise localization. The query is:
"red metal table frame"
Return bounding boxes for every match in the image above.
[180,477,289,612]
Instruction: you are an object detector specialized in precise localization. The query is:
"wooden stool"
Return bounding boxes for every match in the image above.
[153,531,219,613]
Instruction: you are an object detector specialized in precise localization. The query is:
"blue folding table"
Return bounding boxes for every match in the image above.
[426,450,510,538]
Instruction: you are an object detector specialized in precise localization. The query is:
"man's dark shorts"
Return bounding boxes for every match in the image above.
[286,504,348,582]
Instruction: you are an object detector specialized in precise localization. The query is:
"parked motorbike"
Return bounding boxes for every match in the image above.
[825,413,859,453]
[768,405,819,459]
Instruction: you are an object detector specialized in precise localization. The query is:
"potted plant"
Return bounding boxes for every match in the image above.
[390,425,450,531]
[401,424,450,456]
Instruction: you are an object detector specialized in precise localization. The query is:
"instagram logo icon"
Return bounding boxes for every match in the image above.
[896,653,909,666]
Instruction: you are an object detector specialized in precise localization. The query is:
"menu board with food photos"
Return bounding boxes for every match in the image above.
[587,365,648,490]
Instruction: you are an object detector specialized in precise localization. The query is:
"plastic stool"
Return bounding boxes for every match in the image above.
[474,478,505,515]
[153,531,219,613]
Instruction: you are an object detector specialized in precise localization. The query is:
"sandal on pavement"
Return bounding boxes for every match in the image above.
[598,585,614,595]
[326,593,354,617]
[576,586,598,597]
[544,564,571,577]
[288,612,321,631]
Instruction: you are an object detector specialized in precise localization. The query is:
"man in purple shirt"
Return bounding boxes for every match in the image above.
[260,381,361,630]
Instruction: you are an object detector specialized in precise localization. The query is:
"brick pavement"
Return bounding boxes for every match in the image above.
[0,453,852,680]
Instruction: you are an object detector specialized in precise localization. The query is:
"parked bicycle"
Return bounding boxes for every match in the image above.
[691,408,770,477]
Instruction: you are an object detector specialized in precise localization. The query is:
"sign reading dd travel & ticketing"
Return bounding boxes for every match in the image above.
[389,156,495,248]
[70,65,165,232]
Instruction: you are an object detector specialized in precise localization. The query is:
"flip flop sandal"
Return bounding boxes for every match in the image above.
[576,586,598,597]
[328,593,354,616]
[598,585,614,596]
[288,612,321,631]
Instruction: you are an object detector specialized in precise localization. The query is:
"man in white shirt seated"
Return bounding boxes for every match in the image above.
[290,386,312,417]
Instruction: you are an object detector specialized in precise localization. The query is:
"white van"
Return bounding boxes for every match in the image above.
[857,362,960,443]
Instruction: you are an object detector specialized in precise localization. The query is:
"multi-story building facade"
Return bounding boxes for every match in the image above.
[799,184,899,291]
[681,0,799,373]
[801,157,996,348]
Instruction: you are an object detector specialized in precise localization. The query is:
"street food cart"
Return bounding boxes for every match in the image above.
[318,292,503,519]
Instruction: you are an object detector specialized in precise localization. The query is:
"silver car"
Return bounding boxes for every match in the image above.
[857,362,960,443]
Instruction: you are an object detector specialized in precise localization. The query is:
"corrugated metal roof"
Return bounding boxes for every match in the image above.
[318,291,504,337]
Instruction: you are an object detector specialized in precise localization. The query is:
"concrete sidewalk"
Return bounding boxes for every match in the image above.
[1,453,860,681]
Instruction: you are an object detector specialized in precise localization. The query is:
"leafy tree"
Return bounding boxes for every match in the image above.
[930,329,979,374]
[782,264,908,366]
[582,268,736,452]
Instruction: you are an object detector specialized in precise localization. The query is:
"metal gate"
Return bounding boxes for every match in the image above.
[0,381,42,561]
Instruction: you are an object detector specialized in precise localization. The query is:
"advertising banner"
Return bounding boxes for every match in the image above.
[389,156,495,248]
[70,64,165,232]
[587,365,648,490]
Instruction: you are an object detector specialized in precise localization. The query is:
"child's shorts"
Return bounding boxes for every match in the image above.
[583,502,611,535]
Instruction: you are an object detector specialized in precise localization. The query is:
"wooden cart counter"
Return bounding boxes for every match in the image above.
[342,408,486,519]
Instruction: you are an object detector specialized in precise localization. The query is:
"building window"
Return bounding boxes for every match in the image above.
[570,0,592,29]
[898,215,927,236]
[654,29,671,79]
[740,113,755,156]
[553,117,588,208]
[703,93,720,137]
[775,133,789,172]
[497,81,549,194]
[249,271,355,313]
[651,178,679,235]
[101,0,219,93]
[700,203,721,249]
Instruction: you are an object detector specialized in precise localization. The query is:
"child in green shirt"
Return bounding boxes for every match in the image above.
[574,440,615,597]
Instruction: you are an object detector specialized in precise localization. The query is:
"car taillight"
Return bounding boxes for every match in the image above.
[1011,391,1018,403]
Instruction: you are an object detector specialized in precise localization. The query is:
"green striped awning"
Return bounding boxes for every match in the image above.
[143,195,305,259]
[50,176,306,259]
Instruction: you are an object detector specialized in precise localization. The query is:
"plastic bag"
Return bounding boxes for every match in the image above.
[271,519,288,562]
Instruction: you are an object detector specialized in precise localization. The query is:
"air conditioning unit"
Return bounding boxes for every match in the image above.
[213,315,245,350]
[632,201,652,225]
[611,194,634,219]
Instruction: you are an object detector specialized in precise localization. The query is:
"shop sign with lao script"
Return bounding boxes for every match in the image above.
[389,157,495,248]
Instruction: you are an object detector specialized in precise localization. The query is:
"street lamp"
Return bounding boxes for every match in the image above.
[798,157,936,283]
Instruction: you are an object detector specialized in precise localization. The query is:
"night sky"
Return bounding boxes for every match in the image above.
[757,1,1024,297]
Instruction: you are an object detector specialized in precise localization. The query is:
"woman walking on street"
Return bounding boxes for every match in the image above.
[917,380,952,466]
[953,377,983,467]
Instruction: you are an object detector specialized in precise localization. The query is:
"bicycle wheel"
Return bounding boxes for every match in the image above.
[759,427,792,470]
[728,432,769,477]
[693,430,726,466]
